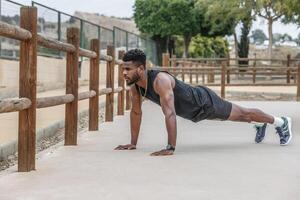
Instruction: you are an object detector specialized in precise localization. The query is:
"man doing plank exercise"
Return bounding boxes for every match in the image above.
[115,49,292,156]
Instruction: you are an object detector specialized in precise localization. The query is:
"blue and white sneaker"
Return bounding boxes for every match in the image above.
[275,117,292,146]
[254,123,267,143]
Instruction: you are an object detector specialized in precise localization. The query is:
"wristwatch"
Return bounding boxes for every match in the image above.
[166,144,175,151]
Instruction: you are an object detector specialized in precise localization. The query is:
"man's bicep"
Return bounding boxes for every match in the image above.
[154,75,174,100]
[155,77,176,120]
[154,76,175,111]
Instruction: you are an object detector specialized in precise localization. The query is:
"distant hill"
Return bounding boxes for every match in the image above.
[74,11,139,34]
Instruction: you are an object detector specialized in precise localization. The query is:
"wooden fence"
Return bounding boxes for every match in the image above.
[1,7,299,172]
[0,6,131,172]
[162,53,300,100]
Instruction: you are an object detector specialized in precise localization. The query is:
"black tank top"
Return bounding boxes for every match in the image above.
[135,69,214,122]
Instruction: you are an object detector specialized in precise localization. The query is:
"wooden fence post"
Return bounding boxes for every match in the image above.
[253,58,256,84]
[65,27,79,145]
[89,39,100,131]
[221,61,226,99]
[182,59,185,82]
[172,55,177,76]
[105,45,115,121]
[162,53,170,67]
[196,62,199,84]
[189,62,193,84]
[208,61,215,83]
[18,6,37,172]
[118,50,125,115]
[287,54,291,84]
[226,55,230,84]
[297,63,300,101]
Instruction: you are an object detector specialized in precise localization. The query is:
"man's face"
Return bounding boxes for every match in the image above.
[122,61,142,86]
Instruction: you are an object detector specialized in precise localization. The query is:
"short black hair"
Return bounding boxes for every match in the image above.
[123,49,146,68]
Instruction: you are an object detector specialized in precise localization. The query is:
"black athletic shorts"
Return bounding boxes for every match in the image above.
[194,86,232,121]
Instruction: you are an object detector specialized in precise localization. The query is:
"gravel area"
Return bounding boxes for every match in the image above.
[0,107,105,171]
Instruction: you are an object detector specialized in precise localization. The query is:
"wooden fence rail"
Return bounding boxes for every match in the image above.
[162,54,300,100]
[0,6,131,172]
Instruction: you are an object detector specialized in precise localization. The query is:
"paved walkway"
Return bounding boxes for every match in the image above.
[0,101,299,200]
[0,85,297,144]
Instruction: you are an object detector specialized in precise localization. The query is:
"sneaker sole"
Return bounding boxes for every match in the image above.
[281,117,292,146]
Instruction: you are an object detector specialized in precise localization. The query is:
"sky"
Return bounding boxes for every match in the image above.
[5,0,300,38]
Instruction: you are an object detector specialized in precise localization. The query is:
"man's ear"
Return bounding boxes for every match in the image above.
[137,65,145,72]
[138,65,144,70]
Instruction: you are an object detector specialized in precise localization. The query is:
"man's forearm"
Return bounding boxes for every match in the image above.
[165,113,177,147]
[130,111,142,145]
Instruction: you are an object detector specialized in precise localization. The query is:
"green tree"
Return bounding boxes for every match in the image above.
[135,0,201,62]
[190,35,228,58]
[251,29,267,44]
[171,0,200,58]
[273,33,283,44]
[198,0,254,64]
[179,0,238,58]
[134,0,203,60]
[238,14,252,67]
[282,0,300,26]
[281,33,292,42]
[251,0,297,58]
[196,0,238,37]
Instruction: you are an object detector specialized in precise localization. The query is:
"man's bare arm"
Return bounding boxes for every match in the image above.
[115,86,142,150]
[151,73,177,156]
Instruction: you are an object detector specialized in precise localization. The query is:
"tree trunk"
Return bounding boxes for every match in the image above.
[183,35,191,58]
[238,19,251,72]
[168,37,175,56]
[153,36,167,66]
[233,32,239,65]
[166,36,169,54]
[268,18,273,59]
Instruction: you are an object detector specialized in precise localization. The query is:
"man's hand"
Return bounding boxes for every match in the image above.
[114,144,136,150]
[150,149,174,156]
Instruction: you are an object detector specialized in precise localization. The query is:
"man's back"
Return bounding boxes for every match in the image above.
[136,69,215,121]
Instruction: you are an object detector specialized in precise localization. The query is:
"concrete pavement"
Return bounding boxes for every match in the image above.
[0,85,297,144]
[0,101,299,200]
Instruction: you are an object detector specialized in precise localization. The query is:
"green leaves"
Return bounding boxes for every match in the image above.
[190,35,229,58]
[252,0,297,21]
[251,29,268,44]
[134,0,200,37]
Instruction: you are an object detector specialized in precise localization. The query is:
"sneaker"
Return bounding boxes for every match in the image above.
[254,123,267,143]
[275,117,292,146]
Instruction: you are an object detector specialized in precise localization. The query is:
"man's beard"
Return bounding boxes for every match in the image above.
[126,72,140,86]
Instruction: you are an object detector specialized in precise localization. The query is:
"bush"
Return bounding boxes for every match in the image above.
[189,35,228,58]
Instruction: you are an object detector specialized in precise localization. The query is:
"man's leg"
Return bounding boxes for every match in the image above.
[227,103,274,123]
[227,103,292,145]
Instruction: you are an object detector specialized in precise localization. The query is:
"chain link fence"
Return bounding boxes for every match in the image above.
[0,0,158,64]
[0,0,22,59]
